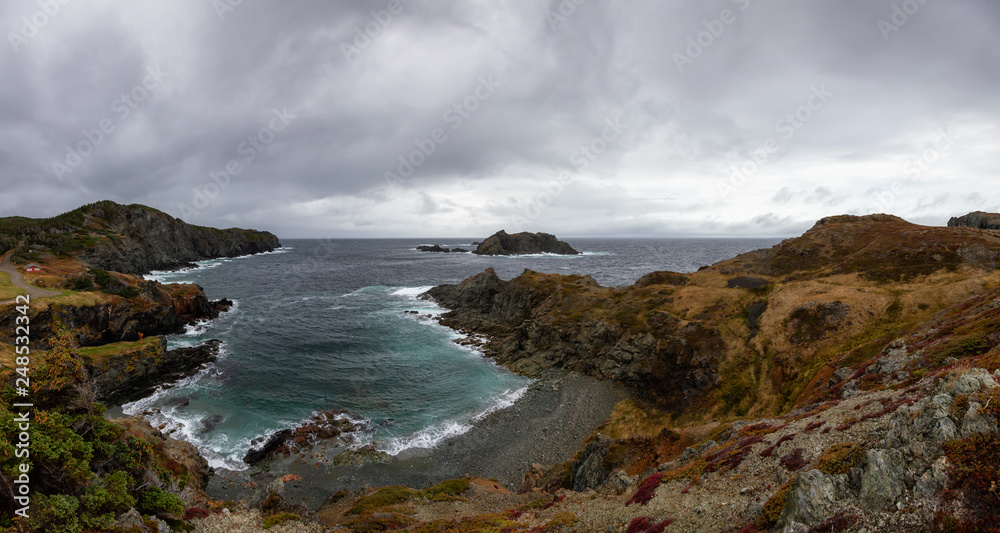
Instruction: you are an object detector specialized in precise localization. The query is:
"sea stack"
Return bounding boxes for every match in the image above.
[472,230,580,256]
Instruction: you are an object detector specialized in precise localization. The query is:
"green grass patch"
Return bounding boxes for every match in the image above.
[77,339,156,361]
[0,272,25,300]
[348,478,471,515]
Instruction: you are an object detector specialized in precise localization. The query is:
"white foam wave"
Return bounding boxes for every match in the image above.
[379,420,472,456]
[390,286,434,298]
[182,318,212,336]
[473,385,530,421]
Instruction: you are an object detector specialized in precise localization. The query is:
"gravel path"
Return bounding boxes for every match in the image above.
[0,248,61,304]
[206,371,627,509]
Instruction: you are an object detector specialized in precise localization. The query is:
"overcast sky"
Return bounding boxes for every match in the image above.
[1,0,997,238]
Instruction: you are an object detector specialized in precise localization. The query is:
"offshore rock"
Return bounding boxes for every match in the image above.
[473,230,579,256]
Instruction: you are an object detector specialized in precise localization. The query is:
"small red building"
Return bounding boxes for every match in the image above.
[24,263,41,273]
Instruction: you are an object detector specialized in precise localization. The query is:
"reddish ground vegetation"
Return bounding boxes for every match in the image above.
[626,516,675,533]
[804,421,825,432]
[626,473,666,506]
[779,448,808,471]
[184,507,211,520]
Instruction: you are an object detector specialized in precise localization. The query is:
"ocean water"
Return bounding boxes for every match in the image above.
[126,238,780,470]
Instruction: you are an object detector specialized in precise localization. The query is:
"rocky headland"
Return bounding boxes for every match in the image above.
[473,230,580,255]
[1,200,280,275]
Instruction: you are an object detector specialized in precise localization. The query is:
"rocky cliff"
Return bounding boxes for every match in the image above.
[0,280,229,349]
[473,230,579,256]
[1,200,280,274]
[426,268,722,405]
[88,338,222,405]
[948,210,1000,230]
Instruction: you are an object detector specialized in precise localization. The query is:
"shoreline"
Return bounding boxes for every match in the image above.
[204,370,627,509]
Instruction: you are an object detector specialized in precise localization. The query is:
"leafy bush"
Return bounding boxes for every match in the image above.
[88,268,140,298]
[136,486,184,519]
[0,332,192,530]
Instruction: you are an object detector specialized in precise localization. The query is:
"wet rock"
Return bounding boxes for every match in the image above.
[331,444,390,466]
[244,429,293,465]
[198,414,225,435]
[378,418,396,428]
[417,245,451,252]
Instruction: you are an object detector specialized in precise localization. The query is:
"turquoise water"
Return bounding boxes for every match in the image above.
[123,238,780,470]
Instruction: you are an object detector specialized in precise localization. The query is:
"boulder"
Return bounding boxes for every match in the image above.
[779,469,841,528]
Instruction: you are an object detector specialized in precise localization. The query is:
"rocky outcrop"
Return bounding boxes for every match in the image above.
[777,369,999,530]
[113,416,211,506]
[417,245,469,253]
[425,268,724,404]
[89,339,222,405]
[948,211,1000,230]
[0,281,228,349]
[72,202,280,274]
[244,410,367,465]
[473,230,579,256]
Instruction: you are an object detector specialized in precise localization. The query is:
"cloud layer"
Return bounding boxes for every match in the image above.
[1,0,997,237]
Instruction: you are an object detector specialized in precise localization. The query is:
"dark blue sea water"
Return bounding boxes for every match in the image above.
[125,238,780,469]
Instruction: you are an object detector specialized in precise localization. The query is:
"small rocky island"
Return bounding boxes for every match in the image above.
[473,230,579,255]
[416,230,579,255]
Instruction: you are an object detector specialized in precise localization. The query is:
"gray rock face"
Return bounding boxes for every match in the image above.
[473,230,579,256]
[856,449,906,512]
[948,211,1000,229]
[779,369,999,528]
[780,469,840,527]
[572,434,613,492]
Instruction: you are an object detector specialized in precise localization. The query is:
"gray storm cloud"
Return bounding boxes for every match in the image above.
[0,0,997,237]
